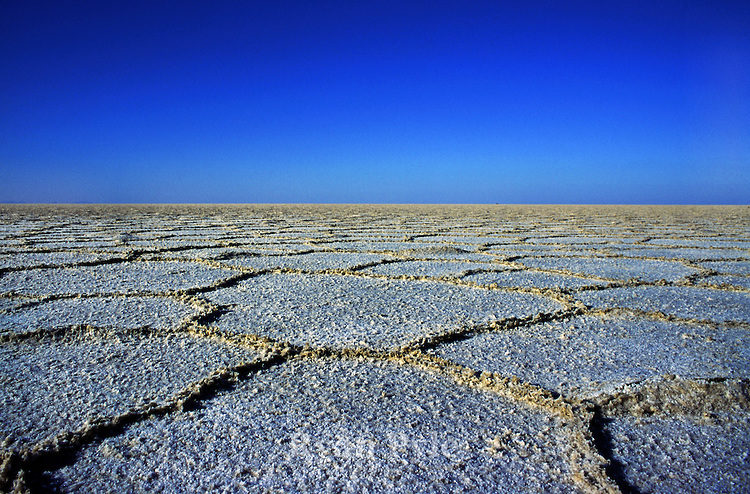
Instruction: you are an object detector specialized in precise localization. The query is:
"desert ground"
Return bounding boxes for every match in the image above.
[0,204,748,493]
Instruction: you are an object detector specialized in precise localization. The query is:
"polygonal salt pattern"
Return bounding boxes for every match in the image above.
[413,235,517,244]
[700,275,750,290]
[604,414,750,493]
[487,247,607,259]
[0,297,195,335]
[462,270,607,290]
[0,329,265,449]
[699,260,750,275]
[207,273,563,350]
[515,256,698,282]
[0,298,28,312]
[398,247,497,261]
[429,314,750,398]
[576,286,750,323]
[0,204,748,493]
[220,252,389,271]
[14,240,123,250]
[0,261,235,296]
[0,251,118,269]
[646,238,750,249]
[315,241,452,254]
[362,260,494,278]
[606,246,748,260]
[229,242,314,253]
[526,236,620,245]
[47,359,574,493]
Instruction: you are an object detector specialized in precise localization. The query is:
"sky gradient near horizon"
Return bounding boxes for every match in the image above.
[1,1,749,204]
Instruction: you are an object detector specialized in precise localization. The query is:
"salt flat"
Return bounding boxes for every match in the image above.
[0,204,748,493]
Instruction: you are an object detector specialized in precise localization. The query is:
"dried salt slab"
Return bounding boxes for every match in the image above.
[221,252,388,271]
[363,260,494,278]
[532,236,644,244]
[248,231,317,240]
[315,240,451,253]
[489,244,572,254]
[605,246,747,260]
[139,245,317,261]
[604,414,750,493]
[12,240,121,250]
[576,286,750,323]
[139,246,243,260]
[235,242,315,253]
[0,298,27,312]
[525,236,613,245]
[0,296,194,335]
[463,271,607,290]
[398,246,497,261]
[516,256,698,282]
[699,275,750,290]
[646,238,750,249]
[0,261,234,296]
[0,251,117,269]
[487,247,597,258]
[0,328,265,449]
[699,260,750,275]
[430,315,750,398]
[47,359,574,492]
[208,273,563,350]
[333,234,408,242]
[413,235,515,244]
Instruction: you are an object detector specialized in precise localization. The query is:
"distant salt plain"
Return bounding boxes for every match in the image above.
[1,204,748,492]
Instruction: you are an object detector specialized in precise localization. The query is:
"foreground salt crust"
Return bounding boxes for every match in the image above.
[515,256,699,282]
[462,270,607,290]
[431,314,749,397]
[48,359,575,493]
[0,328,263,449]
[220,251,389,271]
[576,285,750,323]
[0,261,234,296]
[0,296,194,335]
[605,413,750,492]
[0,204,748,493]
[207,273,563,350]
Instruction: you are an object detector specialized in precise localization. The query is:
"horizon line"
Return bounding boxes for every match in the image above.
[1,202,748,207]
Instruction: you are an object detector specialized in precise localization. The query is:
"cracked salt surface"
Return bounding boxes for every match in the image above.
[526,236,626,245]
[1,204,749,493]
[516,256,698,282]
[0,296,195,335]
[220,252,389,271]
[0,328,263,448]
[414,235,516,244]
[429,314,750,397]
[0,251,115,269]
[462,270,607,290]
[0,298,30,312]
[362,260,493,278]
[316,241,451,254]
[605,414,750,493]
[488,245,597,257]
[207,273,563,350]
[646,237,750,249]
[604,246,748,260]
[398,248,497,262]
[228,242,315,253]
[47,358,574,493]
[700,274,750,290]
[576,285,750,323]
[0,261,234,296]
[698,260,750,275]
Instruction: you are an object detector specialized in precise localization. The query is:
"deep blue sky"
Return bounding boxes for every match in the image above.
[1,1,748,203]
